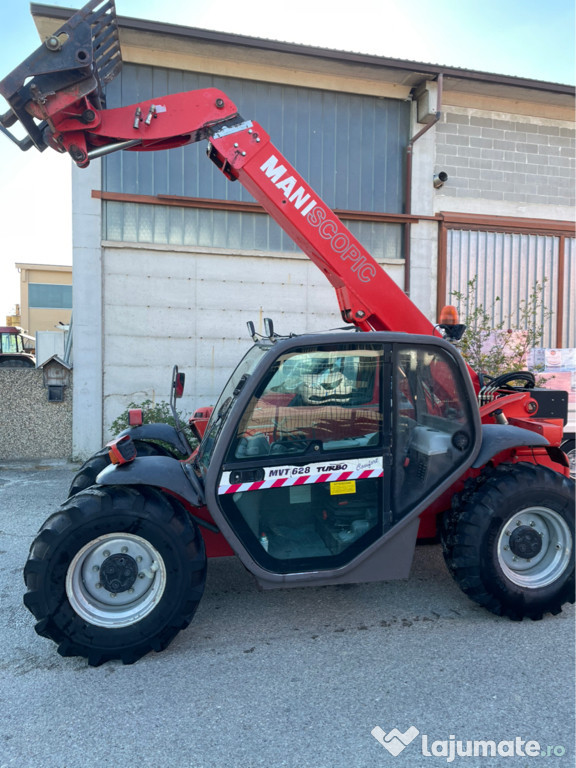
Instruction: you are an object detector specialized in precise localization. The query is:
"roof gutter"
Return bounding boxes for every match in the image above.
[404,73,443,298]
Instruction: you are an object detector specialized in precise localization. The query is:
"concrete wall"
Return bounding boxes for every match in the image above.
[0,369,73,460]
[100,242,405,439]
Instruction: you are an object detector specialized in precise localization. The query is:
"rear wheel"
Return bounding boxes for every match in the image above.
[68,441,170,496]
[442,463,574,620]
[24,485,206,665]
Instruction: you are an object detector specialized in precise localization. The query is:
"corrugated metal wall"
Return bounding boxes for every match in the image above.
[446,229,575,348]
[102,63,409,257]
[564,237,576,348]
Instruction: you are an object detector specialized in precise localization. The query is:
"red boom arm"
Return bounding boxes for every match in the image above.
[35,87,445,338]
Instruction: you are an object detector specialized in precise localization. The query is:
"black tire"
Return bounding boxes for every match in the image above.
[24,485,206,665]
[442,463,574,620]
[0,358,35,367]
[68,441,170,496]
[560,438,575,481]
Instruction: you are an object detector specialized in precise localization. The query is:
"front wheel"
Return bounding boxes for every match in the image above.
[442,463,574,620]
[24,485,206,665]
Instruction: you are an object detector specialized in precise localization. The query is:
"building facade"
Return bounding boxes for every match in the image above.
[15,262,72,335]
[33,5,575,458]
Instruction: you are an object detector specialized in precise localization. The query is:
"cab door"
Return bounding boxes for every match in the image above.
[214,341,392,573]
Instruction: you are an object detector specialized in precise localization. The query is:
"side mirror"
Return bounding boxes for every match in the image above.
[246,320,258,341]
[169,365,184,430]
[264,317,275,340]
[175,372,185,398]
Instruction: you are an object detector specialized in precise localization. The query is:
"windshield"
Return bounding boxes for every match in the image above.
[0,333,20,354]
[196,342,271,476]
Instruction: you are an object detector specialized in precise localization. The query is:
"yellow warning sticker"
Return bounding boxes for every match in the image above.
[330,480,356,495]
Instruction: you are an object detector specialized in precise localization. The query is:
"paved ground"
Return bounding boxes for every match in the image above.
[0,461,574,768]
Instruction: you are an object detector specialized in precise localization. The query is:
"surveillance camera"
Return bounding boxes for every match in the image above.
[433,171,448,189]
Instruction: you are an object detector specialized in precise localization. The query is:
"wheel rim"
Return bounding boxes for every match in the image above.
[497,506,573,589]
[567,447,576,481]
[66,533,167,628]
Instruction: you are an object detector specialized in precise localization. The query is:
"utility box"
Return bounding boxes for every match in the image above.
[414,79,438,124]
[40,355,72,402]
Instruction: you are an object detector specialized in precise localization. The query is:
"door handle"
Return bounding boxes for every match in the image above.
[229,468,265,484]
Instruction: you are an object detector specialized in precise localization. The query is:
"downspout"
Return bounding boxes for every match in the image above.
[404,73,443,297]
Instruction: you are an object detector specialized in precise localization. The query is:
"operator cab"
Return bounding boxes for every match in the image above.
[197,331,481,583]
[0,326,36,367]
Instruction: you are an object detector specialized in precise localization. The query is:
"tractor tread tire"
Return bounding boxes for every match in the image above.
[441,463,574,620]
[68,441,170,497]
[24,485,206,666]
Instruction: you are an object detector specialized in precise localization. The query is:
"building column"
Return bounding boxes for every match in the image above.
[408,101,440,323]
[71,159,103,459]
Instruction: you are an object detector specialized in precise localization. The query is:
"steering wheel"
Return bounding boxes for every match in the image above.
[484,371,536,390]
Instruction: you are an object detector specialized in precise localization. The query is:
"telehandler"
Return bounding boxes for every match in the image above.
[1,0,572,665]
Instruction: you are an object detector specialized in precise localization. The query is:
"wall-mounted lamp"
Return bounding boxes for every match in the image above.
[433,171,448,189]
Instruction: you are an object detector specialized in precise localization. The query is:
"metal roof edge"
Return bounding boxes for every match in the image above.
[30,3,575,95]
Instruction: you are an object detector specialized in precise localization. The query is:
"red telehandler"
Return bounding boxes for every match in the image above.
[1,0,572,665]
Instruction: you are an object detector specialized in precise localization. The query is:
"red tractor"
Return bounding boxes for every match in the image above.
[1,0,572,665]
[0,326,36,367]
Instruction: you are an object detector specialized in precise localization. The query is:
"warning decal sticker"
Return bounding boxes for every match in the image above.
[218,456,383,495]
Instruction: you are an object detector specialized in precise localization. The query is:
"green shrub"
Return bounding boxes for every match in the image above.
[451,277,552,383]
[110,399,190,437]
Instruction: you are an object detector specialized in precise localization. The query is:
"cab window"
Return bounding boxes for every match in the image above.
[0,333,18,354]
[394,344,475,515]
[228,347,382,460]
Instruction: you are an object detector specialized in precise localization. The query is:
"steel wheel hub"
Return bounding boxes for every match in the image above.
[497,506,572,589]
[66,533,167,628]
[508,525,543,560]
[99,553,139,593]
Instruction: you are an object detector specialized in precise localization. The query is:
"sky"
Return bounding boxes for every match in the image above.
[0,0,574,321]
